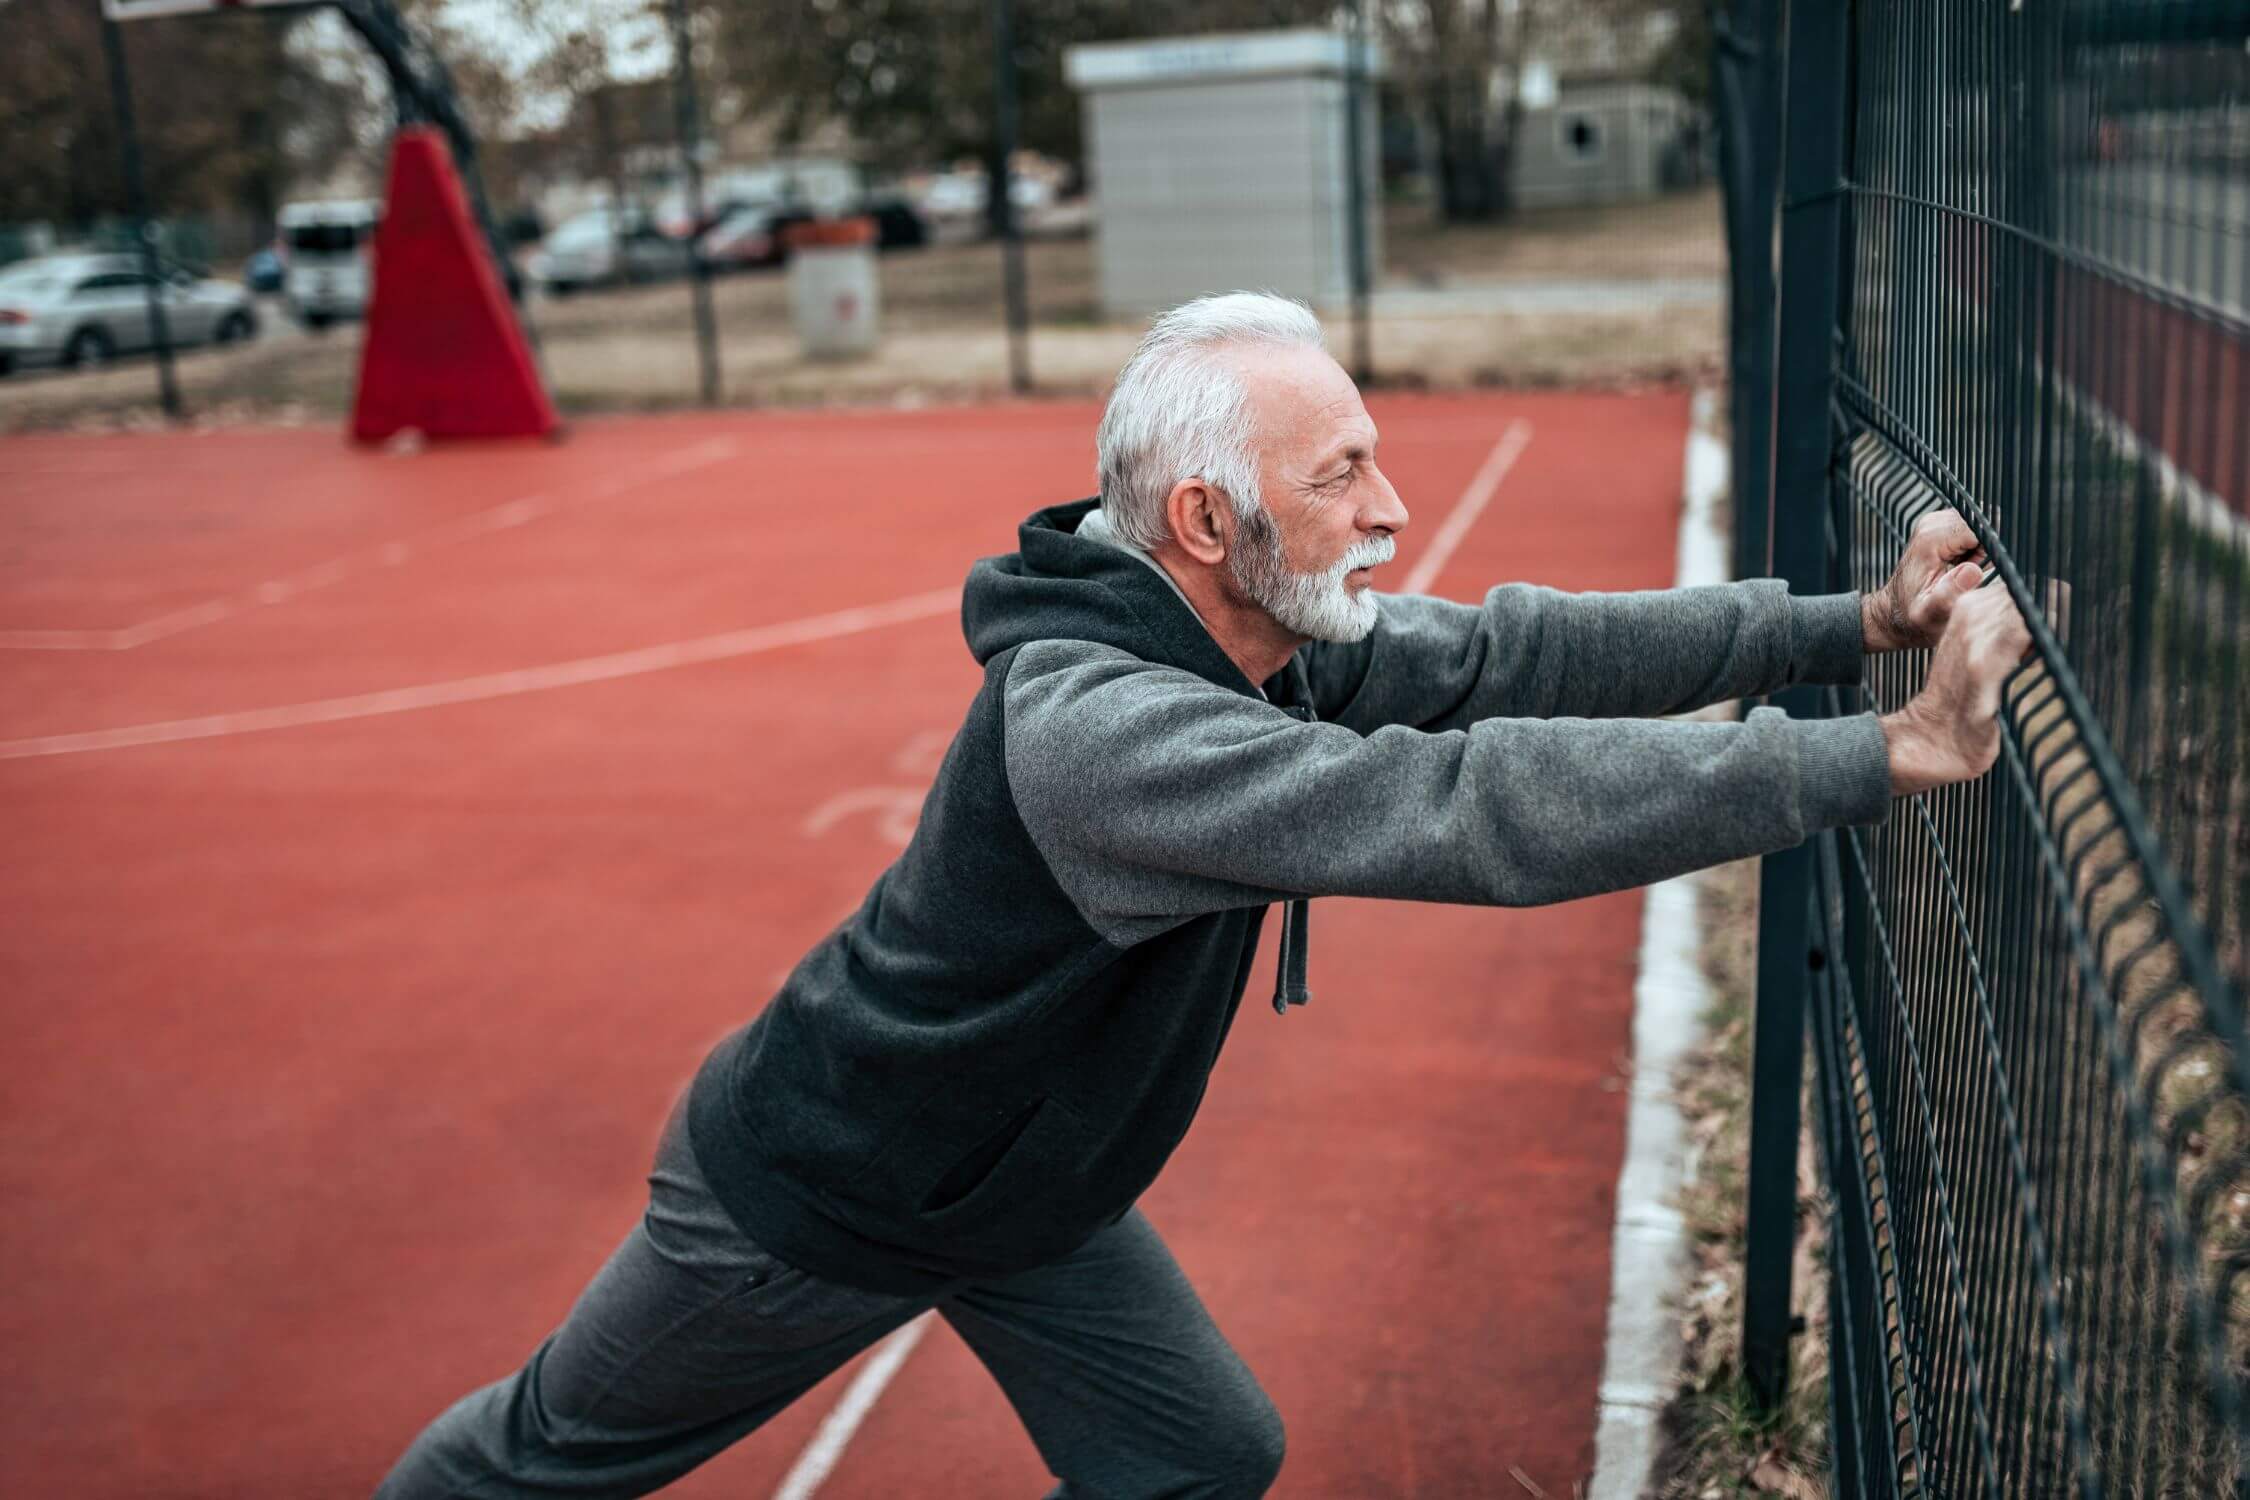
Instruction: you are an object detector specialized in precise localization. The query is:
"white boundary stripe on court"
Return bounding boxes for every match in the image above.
[0,587,960,761]
[0,437,740,652]
[1587,387,1729,1499]
[768,1315,934,1500]
[1399,419,1534,595]
[761,413,1540,1497]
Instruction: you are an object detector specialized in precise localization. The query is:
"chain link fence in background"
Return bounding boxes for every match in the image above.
[1737,0,2249,1494]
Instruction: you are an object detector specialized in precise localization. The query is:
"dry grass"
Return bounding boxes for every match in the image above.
[0,189,1723,434]
[1385,187,1728,283]
[1653,854,1835,1500]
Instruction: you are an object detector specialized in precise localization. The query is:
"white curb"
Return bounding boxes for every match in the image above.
[1587,386,1730,1498]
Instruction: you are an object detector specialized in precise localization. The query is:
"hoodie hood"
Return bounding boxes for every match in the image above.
[964,498,1319,1018]
[963,498,1265,699]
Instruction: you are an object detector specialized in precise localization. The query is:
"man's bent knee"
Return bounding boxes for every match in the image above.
[1190,1391,1284,1498]
[1239,1395,1286,1495]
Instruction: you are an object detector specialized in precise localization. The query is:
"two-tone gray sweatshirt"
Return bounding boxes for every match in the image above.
[685,496,1892,1293]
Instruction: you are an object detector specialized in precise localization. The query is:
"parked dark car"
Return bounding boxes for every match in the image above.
[867,196,929,251]
[243,246,284,294]
[698,206,776,271]
[694,194,924,274]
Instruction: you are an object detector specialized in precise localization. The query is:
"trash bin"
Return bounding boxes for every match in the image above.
[784,217,880,359]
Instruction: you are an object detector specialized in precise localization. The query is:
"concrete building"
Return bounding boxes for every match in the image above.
[1512,80,1705,209]
[1497,7,1706,211]
[1064,29,1381,318]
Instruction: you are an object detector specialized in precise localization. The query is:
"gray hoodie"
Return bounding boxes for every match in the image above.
[685,497,1890,1294]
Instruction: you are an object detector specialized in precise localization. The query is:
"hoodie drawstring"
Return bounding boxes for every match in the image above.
[1272,897,1312,1014]
[1272,689,1317,1015]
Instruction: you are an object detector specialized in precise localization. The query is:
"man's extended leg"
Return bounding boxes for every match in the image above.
[373,1096,928,1500]
[939,1210,1285,1500]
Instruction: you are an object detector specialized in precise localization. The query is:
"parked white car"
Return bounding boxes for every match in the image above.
[0,253,257,375]
[527,210,694,295]
[279,199,379,328]
[917,171,987,224]
[913,170,1057,233]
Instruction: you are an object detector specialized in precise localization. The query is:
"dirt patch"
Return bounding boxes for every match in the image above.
[1386,187,1727,284]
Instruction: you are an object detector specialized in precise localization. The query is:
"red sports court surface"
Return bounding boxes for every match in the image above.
[0,389,1692,1498]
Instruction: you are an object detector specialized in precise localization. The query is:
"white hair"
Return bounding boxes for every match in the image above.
[1094,291,1327,549]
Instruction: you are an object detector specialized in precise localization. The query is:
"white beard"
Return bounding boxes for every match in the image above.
[1229,507,1397,643]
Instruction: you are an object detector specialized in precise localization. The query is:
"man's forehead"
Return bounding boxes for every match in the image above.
[1310,396,1378,452]
[1226,343,1371,444]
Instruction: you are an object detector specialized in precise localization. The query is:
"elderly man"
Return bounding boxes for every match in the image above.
[379,292,2025,1499]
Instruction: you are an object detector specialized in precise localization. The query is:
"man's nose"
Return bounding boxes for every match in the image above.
[1362,464,1409,535]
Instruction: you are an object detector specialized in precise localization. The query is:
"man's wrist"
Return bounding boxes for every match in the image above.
[1861,589,1905,654]
[1880,705,1940,797]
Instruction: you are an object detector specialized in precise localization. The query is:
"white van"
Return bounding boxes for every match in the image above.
[278,200,379,328]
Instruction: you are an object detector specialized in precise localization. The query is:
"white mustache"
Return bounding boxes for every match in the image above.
[1334,535,1397,575]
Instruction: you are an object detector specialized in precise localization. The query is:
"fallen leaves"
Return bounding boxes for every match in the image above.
[1747,1448,1825,1498]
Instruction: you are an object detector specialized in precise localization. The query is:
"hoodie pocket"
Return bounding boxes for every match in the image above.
[917,1095,1092,1228]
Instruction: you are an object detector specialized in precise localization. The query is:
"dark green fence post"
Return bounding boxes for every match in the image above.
[1715,0,1785,586]
[1743,0,1854,1414]
[668,0,720,407]
[97,7,182,422]
[991,0,1031,395]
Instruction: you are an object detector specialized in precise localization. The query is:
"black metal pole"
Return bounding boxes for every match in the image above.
[1341,1,1373,386]
[334,0,520,301]
[1715,0,1783,586]
[992,0,1031,395]
[1743,0,1853,1416]
[97,7,182,421]
[668,0,720,406]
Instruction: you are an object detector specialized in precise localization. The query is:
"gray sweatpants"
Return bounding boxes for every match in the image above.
[374,1095,1284,1499]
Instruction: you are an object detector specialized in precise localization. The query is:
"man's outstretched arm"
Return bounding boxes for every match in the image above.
[1009,639,1887,945]
[1005,569,2027,948]
[1304,508,1989,733]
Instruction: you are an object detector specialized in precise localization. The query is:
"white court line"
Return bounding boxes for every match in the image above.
[0,587,959,760]
[769,1315,934,1500]
[0,436,740,652]
[1398,419,1535,595]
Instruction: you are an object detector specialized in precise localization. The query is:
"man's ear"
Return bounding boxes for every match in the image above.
[1164,479,1231,566]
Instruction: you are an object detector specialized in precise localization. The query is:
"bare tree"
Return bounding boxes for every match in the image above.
[701,0,1333,179]
[0,0,375,242]
[504,0,671,232]
[1380,0,1544,222]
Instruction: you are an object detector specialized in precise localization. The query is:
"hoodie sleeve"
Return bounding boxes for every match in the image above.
[1299,580,1867,734]
[1004,639,1892,947]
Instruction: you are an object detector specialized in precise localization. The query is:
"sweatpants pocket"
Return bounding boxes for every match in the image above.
[721,1258,918,1352]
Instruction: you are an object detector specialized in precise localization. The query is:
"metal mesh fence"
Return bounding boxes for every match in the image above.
[1762,0,2250,1494]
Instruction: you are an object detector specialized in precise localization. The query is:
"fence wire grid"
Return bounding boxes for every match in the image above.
[1756,0,2250,1496]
